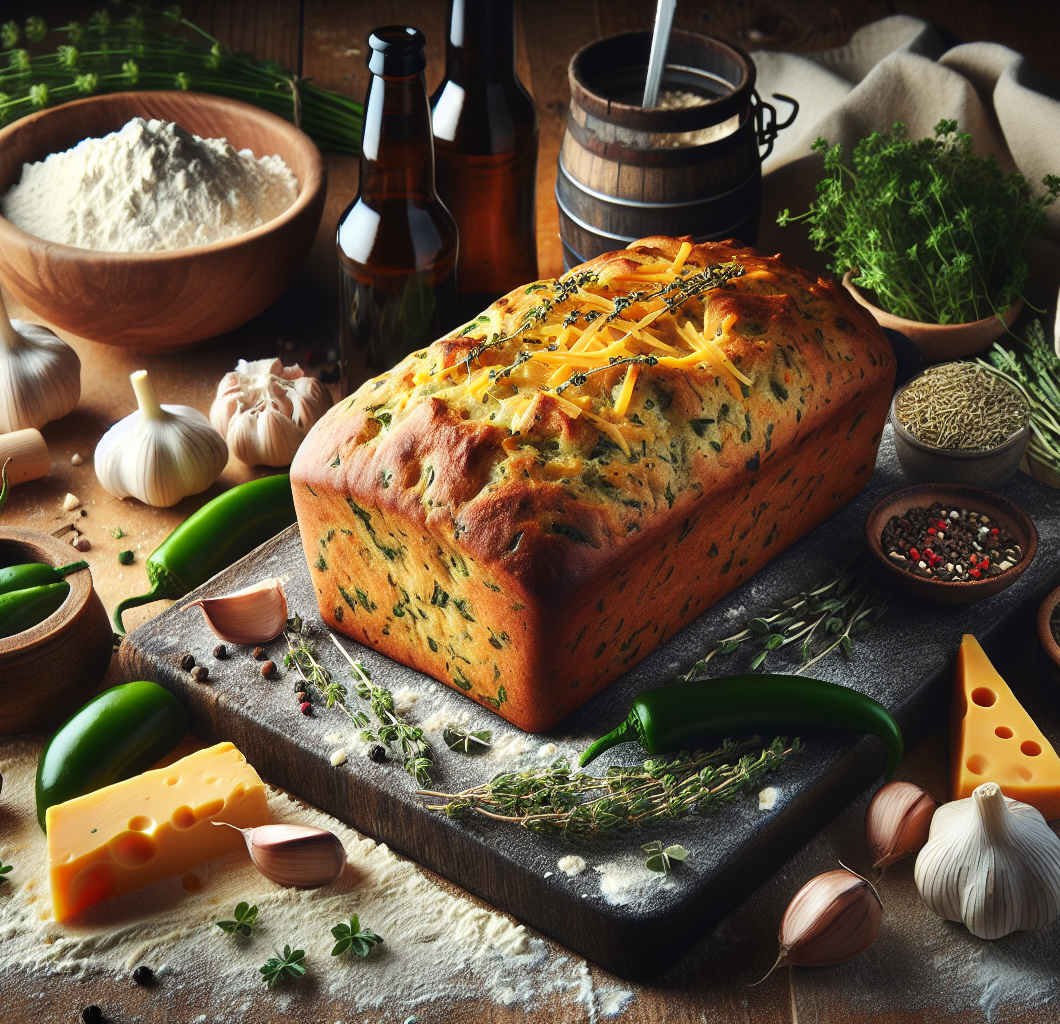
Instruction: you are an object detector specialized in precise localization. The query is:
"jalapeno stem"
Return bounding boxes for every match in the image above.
[113,582,166,634]
[579,712,643,767]
[55,561,89,577]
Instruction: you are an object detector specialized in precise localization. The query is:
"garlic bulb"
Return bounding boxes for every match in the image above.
[757,868,882,983]
[865,781,937,872]
[94,370,228,507]
[210,357,332,468]
[0,289,80,432]
[188,577,288,646]
[914,781,1060,939]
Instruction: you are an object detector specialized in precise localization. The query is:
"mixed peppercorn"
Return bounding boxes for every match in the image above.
[881,503,1021,582]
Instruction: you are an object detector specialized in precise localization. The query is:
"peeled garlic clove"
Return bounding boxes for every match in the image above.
[210,358,332,468]
[94,370,228,507]
[757,869,882,983]
[0,427,50,484]
[0,290,80,432]
[243,824,346,888]
[914,781,1060,939]
[865,781,937,871]
[189,578,288,645]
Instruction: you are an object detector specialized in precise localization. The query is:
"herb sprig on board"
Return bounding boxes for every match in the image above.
[215,901,258,938]
[259,945,306,989]
[0,859,12,884]
[0,7,363,151]
[686,547,890,674]
[282,616,433,785]
[420,738,799,843]
[779,120,1060,324]
[330,915,384,958]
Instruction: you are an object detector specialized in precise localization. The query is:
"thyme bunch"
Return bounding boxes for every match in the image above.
[779,120,1060,324]
[281,616,433,785]
[420,737,799,843]
[982,319,1060,478]
[0,6,363,152]
[686,548,890,676]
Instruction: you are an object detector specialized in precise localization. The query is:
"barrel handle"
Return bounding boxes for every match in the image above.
[752,91,799,160]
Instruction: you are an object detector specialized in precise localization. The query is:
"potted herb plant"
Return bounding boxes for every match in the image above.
[779,120,1060,361]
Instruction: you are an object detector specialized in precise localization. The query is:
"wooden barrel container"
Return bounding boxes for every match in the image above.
[557,30,796,268]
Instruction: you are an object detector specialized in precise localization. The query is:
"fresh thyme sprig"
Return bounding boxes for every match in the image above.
[330,915,384,958]
[685,547,890,676]
[215,901,258,938]
[281,615,434,785]
[420,737,799,843]
[259,945,306,989]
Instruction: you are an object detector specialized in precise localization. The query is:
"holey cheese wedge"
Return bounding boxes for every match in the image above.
[951,634,1060,820]
[47,742,270,922]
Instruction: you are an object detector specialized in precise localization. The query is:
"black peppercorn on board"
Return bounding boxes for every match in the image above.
[118,429,1060,981]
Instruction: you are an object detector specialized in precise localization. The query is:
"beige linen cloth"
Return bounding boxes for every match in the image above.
[751,15,1060,354]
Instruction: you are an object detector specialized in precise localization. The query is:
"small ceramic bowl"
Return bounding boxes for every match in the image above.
[864,484,1037,605]
[889,374,1030,489]
[0,528,113,734]
[1036,584,1060,688]
[842,272,1022,363]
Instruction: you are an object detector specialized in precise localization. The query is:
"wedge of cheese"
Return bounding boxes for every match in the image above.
[47,741,270,922]
[951,634,1060,820]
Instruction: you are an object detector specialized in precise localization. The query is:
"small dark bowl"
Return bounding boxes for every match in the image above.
[864,484,1038,605]
[889,373,1030,490]
[1036,584,1060,688]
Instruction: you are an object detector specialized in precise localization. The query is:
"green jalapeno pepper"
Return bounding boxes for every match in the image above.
[579,674,904,780]
[35,680,188,831]
[113,473,296,634]
[0,560,87,595]
[0,581,70,639]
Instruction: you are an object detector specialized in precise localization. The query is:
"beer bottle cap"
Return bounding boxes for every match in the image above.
[368,26,427,77]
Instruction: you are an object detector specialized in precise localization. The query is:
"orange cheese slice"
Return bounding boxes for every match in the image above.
[951,634,1060,819]
[47,741,270,922]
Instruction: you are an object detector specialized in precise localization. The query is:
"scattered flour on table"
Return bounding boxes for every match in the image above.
[1,117,298,252]
[595,857,676,907]
[392,686,420,714]
[537,743,559,759]
[758,787,778,811]
[558,856,587,877]
[0,738,632,1017]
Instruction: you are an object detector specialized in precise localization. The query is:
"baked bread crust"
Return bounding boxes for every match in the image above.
[292,238,895,730]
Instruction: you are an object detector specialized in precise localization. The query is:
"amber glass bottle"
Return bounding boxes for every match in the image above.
[337,26,458,385]
[430,0,538,320]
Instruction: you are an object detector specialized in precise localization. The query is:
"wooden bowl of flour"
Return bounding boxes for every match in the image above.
[0,92,325,352]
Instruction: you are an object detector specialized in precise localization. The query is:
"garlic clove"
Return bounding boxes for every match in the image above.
[865,781,938,872]
[243,823,346,888]
[188,577,288,646]
[210,359,332,468]
[914,781,1060,939]
[0,290,81,432]
[94,370,228,507]
[757,868,882,983]
[0,427,50,484]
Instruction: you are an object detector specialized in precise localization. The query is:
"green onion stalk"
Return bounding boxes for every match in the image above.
[980,319,1060,480]
[0,5,362,153]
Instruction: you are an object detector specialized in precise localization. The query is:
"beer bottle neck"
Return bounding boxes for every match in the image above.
[444,0,517,83]
[359,72,438,201]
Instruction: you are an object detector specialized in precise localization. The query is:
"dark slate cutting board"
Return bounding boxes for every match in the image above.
[118,430,1060,981]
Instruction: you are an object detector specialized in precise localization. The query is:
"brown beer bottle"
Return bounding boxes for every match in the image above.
[430,0,538,320]
[337,26,458,385]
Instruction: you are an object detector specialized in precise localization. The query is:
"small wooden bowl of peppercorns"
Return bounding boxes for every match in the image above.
[865,484,1038,605]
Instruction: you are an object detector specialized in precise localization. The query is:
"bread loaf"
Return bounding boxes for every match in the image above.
[291,238,895,731]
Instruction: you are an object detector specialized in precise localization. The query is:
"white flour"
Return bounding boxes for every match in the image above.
[0,737,633,1018]
[1,117,298,252]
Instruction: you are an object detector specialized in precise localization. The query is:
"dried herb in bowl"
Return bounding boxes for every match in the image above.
[778,120,1060,324]
[893,363,1029,451]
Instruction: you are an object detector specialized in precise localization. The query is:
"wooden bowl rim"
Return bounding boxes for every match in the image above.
[1036,584,1060,671]
[863,483,1038,601]
[841,271,1022,335]
[0,91,325,261]
[0,527,98,655]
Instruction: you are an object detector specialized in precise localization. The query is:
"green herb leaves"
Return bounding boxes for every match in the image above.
[216,901,258,938]
[0,859,12,884]
[642,841,689,874]
[443,726,492,754]
[780,120,1060,325]
[259,945,306,988]
[330,915,384,958]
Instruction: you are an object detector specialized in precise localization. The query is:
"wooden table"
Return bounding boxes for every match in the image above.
[3,2,1060,1021]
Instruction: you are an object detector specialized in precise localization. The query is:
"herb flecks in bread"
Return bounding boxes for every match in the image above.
[292,237,895,731]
